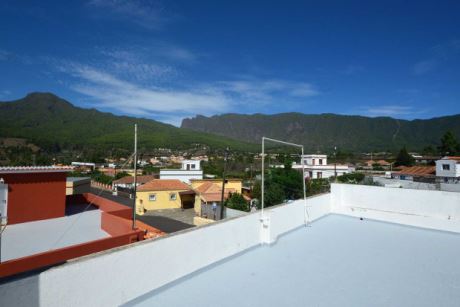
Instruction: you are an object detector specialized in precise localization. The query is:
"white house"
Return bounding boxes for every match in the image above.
[160,160,203,184]
[292,154,353,179]
[436,156,460,183]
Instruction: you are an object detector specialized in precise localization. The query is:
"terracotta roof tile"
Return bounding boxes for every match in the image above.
[137,179,191,192]
[395,166,435,177]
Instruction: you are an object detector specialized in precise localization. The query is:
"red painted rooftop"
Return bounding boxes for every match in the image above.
[0,166,73,174]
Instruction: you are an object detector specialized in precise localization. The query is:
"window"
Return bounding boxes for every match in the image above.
[442,164,450,171]
[317,172,322,179]
[149,194,156,201]
[191,164,196,169]
[170,193,177,201]
[319,159,323,165]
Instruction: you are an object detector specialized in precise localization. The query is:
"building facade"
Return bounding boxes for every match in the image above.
[160,160,203,183]
[436,157,460,183]
[292,154,352,179]
[136,179,199,213]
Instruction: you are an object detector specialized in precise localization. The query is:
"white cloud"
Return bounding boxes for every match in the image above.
[0,90,11,99]
[55,57,320,125]
[413,39,460,75]
[217,79,319,102]
[60,63,229,115]
[88,0,168,29]
[413,60,437,75]
[358,105,428,118]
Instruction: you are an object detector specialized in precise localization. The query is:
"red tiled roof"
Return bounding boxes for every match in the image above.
[194,181,216,194]
[395,166,436,177]
[137,179,191,192]
[200,189,236,202]
[113,175,155,185]
[444,156,460,162]
[194,181,237,202]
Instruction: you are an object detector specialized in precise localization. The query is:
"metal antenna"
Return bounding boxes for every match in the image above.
[132,124,138,229]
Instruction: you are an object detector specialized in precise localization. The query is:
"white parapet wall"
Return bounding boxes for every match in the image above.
[5,185,459,307]
[0,193,331,307]
[331,183,460,233]
[263,193,331,244]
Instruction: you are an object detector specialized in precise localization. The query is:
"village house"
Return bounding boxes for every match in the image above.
[435,156,460,183]
[135,179,198,214]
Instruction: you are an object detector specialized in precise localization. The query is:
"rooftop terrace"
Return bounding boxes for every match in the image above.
[1,183,460,306]
[127,214,460,307]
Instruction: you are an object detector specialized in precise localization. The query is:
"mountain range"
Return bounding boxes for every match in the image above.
[0,93,255,153]
[181,113,460,152]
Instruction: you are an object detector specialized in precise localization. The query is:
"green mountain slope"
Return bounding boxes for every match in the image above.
[0,93,256,152]
[181,113,460,152]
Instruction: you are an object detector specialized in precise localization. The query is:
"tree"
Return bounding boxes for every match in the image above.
[394,147,415,167]
[252,161,304,208]
[225,193,249,212]
[422,145,437,156]
[438,131,459,156]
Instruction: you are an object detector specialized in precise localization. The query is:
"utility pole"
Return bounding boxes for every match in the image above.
[132,124,138,229]
[334,146,337,181]
[219,147,229,220]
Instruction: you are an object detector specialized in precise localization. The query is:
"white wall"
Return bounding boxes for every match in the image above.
[372,176,438,190]
[331,183,460,233]
[4,185,460,306]
[264,193,331,243]
[159,169,203,183]
[0,194,331,307]
[436,159,457,178]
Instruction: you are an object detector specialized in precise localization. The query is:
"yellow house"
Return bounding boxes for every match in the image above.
[191,179,244,216]
[136,179,199,214]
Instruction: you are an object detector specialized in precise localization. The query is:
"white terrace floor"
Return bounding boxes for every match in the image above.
[126,214,460,307]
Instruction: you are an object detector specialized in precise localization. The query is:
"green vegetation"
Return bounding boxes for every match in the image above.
[0,93,258,165]
[395,147,415,167]
[336,173,365,184]
[182,113,460,152]
[68,169,113,185]
[306,179,330,196]
[438,131,460,156]
[225,193,249,212]
[253,163,304,208]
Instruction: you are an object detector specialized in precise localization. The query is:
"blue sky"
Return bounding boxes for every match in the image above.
[1,1,459,126]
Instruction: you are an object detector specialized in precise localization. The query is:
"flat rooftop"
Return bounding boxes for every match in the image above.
[1,209,109,261]
[126,214,460,307]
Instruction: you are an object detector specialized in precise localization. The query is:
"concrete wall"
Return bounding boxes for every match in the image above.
[440,183,460,192]
[263,193,331,243]
[331,183,460,233]
[224,207,247,218]
[372,176,438,190]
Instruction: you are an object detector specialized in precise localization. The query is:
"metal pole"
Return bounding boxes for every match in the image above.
[132,124,138,229]
[0,213,2,263]
[301,146,309,226]
[334,146,337,181]
[261,137,265,217]
[220,147,229,220]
